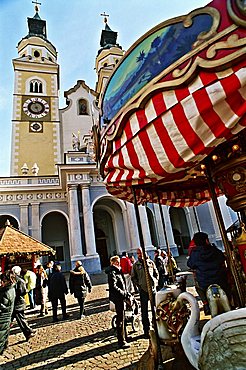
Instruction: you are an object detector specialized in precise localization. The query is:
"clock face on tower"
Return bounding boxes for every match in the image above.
[23,97,49,119]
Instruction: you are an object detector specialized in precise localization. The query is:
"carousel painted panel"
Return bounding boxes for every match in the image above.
[101,11,215,124]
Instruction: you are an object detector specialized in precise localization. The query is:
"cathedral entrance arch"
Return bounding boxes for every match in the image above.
[93,197,128,268]
[95,228,108,268]
[169,207,191,254]
[41,211,70,271]
[0,215,19,229]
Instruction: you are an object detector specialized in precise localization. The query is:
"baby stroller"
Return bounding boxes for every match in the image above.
[110,294,141,332]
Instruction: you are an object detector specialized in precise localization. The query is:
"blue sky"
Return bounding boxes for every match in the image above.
[0,0,209,176]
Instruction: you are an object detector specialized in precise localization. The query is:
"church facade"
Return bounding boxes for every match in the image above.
[0,7,238,272]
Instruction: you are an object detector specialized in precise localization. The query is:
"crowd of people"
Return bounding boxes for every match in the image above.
[107,246,182,347]
[0,231,231,354]
[0,259,92,354]
[0,247,177,353]
[107,232,231,348]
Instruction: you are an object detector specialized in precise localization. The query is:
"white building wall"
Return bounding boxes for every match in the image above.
[60,83,99,154]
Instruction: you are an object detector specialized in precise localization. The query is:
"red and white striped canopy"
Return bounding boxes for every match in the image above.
[99,0,246,206]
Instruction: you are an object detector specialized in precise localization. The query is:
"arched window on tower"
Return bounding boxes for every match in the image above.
[30,79,43,93]
[78,99,89,115]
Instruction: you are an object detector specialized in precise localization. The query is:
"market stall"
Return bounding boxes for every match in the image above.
[0,223,55,272]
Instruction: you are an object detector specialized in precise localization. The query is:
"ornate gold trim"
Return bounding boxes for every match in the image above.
[228,0,246,27]
[236,0,246,14]
[211,155,246,212]
[184,7,219,46]
[227,194,246,211]
[207,33,246,58]
[236,224,246,245]
[211,154,246,175]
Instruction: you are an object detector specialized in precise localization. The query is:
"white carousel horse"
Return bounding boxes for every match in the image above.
[175,291,246,370]
[155,272,193,343]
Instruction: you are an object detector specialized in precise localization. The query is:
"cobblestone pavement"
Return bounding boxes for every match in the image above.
[0,256,199,370]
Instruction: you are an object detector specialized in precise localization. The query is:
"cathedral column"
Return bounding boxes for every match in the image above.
[31,203,41,240]
[182,207,199,249]
[67,185,83,261]
[188,207,201,235]
[121,201,131,251]
[80,184,101,272]
[20,204,29,234]
[153,204,178,255]
[139,205,153,251]
[80,184,97,256]
[153,203,165,247]
[162,206,178,256]
[126,202,140,250]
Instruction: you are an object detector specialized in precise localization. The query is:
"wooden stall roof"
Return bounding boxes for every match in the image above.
[0,225,55,257]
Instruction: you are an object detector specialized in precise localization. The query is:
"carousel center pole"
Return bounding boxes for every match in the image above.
[206,164,245,307]
[132,187,165,370]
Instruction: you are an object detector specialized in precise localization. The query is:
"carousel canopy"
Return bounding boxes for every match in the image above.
[0,225,55,257]
[98,0,246,206]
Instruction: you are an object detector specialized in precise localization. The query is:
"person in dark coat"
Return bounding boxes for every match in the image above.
[105,255,130,349]
[45,260,54,300]
[11,266,36,341]
[0,270,16,354]
[49,264,69,322]
[187,231,229,315]
[69,261,92,319]
[154,249,168,290]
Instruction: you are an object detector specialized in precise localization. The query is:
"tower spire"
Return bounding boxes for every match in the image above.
[32,0,41,14]
[99,12,121,51]
[100,12,109,25]
[26,0,47,38]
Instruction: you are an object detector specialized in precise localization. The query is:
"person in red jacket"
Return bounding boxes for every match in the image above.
[120,252,133,293]
[188,239,196,256]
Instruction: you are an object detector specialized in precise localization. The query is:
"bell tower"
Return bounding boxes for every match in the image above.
[11,3,61,176]
[95,14,124,108]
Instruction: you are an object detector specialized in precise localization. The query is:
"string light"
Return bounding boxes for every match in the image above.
[232,144,240,152]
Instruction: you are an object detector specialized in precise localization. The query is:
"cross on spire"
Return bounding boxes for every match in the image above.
[32,0,41,12]
[100,12,109,24]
